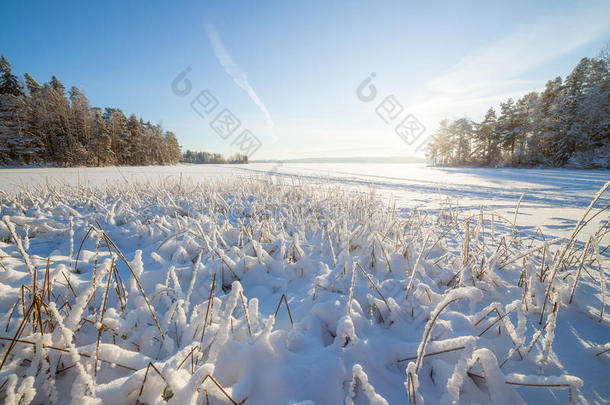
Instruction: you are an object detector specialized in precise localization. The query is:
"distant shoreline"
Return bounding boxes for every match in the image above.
[251,156,426,164]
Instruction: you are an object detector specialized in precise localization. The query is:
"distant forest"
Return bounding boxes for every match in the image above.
[427,49,610,168]
[182,150,248,164]
[0,56,181,166]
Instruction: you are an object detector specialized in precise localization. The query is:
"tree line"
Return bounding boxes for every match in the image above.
[0,55,181,166]
[427,49,609,168]
[181,150,248,164]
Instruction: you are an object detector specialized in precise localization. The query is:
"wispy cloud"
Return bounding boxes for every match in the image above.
[428,3,610,98]
[204,23,277,141]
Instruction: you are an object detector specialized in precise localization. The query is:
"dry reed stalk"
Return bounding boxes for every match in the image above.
[326,229,337,267]
[466,370,577,402]
[474,307,523,358]
[198,274,216,350]
[540,183,608,325]
[569,237,592,304]
[239,290,252,337]
[69,217,74,270]
[463,220,470,268]
[78,318,122,341]
[43,258,51,304]
[512,192,526,238]
[406,368,417,405]
[95,222,165,339]
[176,345,198,374]
[198,374,239,405]
[33,297,44,335]
[540,244,547,281]
[406,235,430,299]
[3,217,37,280]
[274,294,293,327]
[0,336,137,371]
[348,262,356,314]
[94,258,115,378]
[478,308,515,337]
[137,362,171,401]
[591,236,606,320]
[215,249,239,279]
[596,347,610,356]
[415,294,472,373]
[355,263,390,312]
[397,345,466,362]
[4,299,19,333]
[424,226,455,260]
[61,271,77,299]
[0,300,35,371]
[526,321,549,354]
[73,226,94,273]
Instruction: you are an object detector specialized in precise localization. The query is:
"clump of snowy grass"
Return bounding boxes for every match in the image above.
[0,177,606,404]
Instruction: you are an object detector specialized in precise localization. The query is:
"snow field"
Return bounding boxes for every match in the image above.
[0,176,608,404]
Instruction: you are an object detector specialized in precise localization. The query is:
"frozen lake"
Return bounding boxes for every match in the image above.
[1,163,608,241]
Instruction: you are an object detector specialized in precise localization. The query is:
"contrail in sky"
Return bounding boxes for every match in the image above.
[205,23,277,142]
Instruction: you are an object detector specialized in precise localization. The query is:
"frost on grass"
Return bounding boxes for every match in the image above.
[0,177,607,404]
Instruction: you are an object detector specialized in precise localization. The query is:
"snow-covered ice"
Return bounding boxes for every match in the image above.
[2,163,605,241]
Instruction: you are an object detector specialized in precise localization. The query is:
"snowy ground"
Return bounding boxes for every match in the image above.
[0,164,608,404]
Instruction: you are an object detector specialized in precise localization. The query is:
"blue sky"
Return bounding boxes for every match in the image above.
[2,1,609,159]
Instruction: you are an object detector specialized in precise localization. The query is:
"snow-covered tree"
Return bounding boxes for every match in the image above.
[426,119,454,166]
[0,56,31,164]
[164,131,182,164]
[89,110,114,166]
[68,86,91,164]
[473,108,499,166]
[0,55,184,167]
[126,114,143,165]
[0,56,24,96]
[452,118,474,165]
[427,46,609,168]
[105,108,130,164]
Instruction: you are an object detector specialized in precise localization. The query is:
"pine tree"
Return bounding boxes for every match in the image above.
[569,56,610,167]
[558,58,591,166]
[535,77,563,166]
[68,86,91,164]
[50,75,65,95]
[149,123,165,164]
[496,99,520,165]
[48,76,74,164]
[452,118,473,165]
[515,92,539,166]
[22,74,45,162]
[473,108,498,166]
[0,56,30,164]
[89,111,114,166]
[0,94,33,164]
[43,78,74,165]
[126,114,143,165]
[104,108,130,164]
[0,56,24,96]
[426,119,453,166]
[164,131,181,164]
[24,73,41,96]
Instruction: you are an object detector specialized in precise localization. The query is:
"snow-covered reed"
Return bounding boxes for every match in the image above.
[0,177,607,404]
